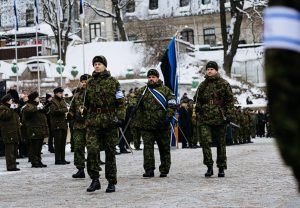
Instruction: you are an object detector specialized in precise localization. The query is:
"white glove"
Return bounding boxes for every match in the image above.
[10,103,18,109]
[37,103,44,110]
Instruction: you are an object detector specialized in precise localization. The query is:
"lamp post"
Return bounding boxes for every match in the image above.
[56,59,64,87]
[11,59,19,92]
[71,65,78,80]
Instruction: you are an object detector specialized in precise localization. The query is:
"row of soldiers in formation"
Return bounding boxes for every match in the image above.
[0,57,264,193]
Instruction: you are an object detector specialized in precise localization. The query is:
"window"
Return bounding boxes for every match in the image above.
[202,0,211,4]
[180,0,189,7]
[26,8,34,26]
[149,0,158,10]
[89,23,101,42]
[126,0,135,13]
[203,28,216,46]
[181,29,194,44]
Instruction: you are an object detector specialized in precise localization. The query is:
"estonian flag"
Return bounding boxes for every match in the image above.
[80,0,84,19]
[34,0,39,24]
[13,0,18,31]
[160,37,178,147]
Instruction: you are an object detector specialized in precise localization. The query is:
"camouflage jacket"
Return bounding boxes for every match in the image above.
[193,74,234,125]
[49,95,68,131]
[69,88,87,130]
[135,79,176,130]
[21,101,49,139]
[0,104,21,143]
[85,70,125,128]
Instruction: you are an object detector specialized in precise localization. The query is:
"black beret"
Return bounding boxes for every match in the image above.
[53,87,64,94]
[147,69,159,78]
[28,91,39,101]
[80,74,91,82]
[1,94,13,103]
[92,55,107,67]
[206,61,219,71]
[46,93,52,100]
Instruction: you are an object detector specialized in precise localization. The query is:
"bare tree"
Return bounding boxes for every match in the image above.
[41,0,74,64]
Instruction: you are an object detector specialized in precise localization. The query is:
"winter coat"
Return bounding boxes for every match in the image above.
[85,70,126,128]
[49,95,68,131]
[0,104,21,143]
[21,101,49,139]
[69,88,87,130]
[194,73,234,125]
[135,79,176,130]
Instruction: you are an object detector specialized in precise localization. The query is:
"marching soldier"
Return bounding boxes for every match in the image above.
[84,55,126,193]
[0,94,21,171]
[49,87,70,165]
[194,61,234,177]
[22,91,48,168]
[134,69,176,178]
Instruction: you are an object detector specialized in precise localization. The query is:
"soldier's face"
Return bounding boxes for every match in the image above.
[81,80,87,89]
[206,68,218,77]
[148,75,159,84]
[56,92,63,98]
[94,62,106,72]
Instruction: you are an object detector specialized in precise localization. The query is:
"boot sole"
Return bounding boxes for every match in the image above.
[86,186,100,192]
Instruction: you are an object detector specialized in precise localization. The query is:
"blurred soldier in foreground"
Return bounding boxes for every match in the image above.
[85,55,125,193]
[194,61,234,177]
[264,0,300,191]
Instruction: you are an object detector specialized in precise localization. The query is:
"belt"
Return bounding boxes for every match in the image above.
[205,100,224,105]
[92,108,115,114]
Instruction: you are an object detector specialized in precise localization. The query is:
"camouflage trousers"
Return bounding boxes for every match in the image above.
[73,129,86,169]
[86,127,118,184]
[199,125,227,169]
[131,127,142,149]
[141,130,171,174]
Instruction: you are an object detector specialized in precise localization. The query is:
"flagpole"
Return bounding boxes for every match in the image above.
[81,18,86,74]
[35,0,40,95]
[58,13,62,87]
[14,31,19,93]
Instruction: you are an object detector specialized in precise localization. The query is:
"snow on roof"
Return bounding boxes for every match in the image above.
[3,23,54,37]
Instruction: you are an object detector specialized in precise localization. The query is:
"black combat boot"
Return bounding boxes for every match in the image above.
[143,170,154,177]
[160,173,168,177]
[106,183,115,193]
[72,169,85,178]
[87,179,101,192]
[205,166,213,177]
[218,168,225,177]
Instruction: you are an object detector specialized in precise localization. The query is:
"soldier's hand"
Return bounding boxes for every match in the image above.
[114,118,124,128]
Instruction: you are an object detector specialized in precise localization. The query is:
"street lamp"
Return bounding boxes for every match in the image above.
[11,59,19,92]
[56,59,64,86]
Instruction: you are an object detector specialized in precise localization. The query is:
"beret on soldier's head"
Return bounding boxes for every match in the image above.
[206,61,219,71]
[1,94,13,103]
[92,55,107,67]
[46,93,52,100]
[28,91,39,101]
[80,74,91,82]
[53,87,64,94]
[147,69,159,78]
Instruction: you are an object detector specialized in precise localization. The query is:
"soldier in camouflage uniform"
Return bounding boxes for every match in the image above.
[49,87,70,165]
[0,94,21,171]
[193,61,234,177]
[22,92,48,168]
[134,69,176,178]
[84,56,125,193]
[67,74,91,178]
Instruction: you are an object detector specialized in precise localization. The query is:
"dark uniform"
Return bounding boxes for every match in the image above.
[0,94,21,171]
[194,61,234,177]
[85,56,125,192]
[49,87,69,165]
[22,92,48,167]
[134,69,176,178]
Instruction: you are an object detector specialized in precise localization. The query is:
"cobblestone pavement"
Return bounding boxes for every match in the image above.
[0,138,299,208]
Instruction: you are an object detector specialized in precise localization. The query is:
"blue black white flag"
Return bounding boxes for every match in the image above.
[79,0,84,19]
[160,37,178,147]
[13,0,18,31]
[34,0,39,24]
